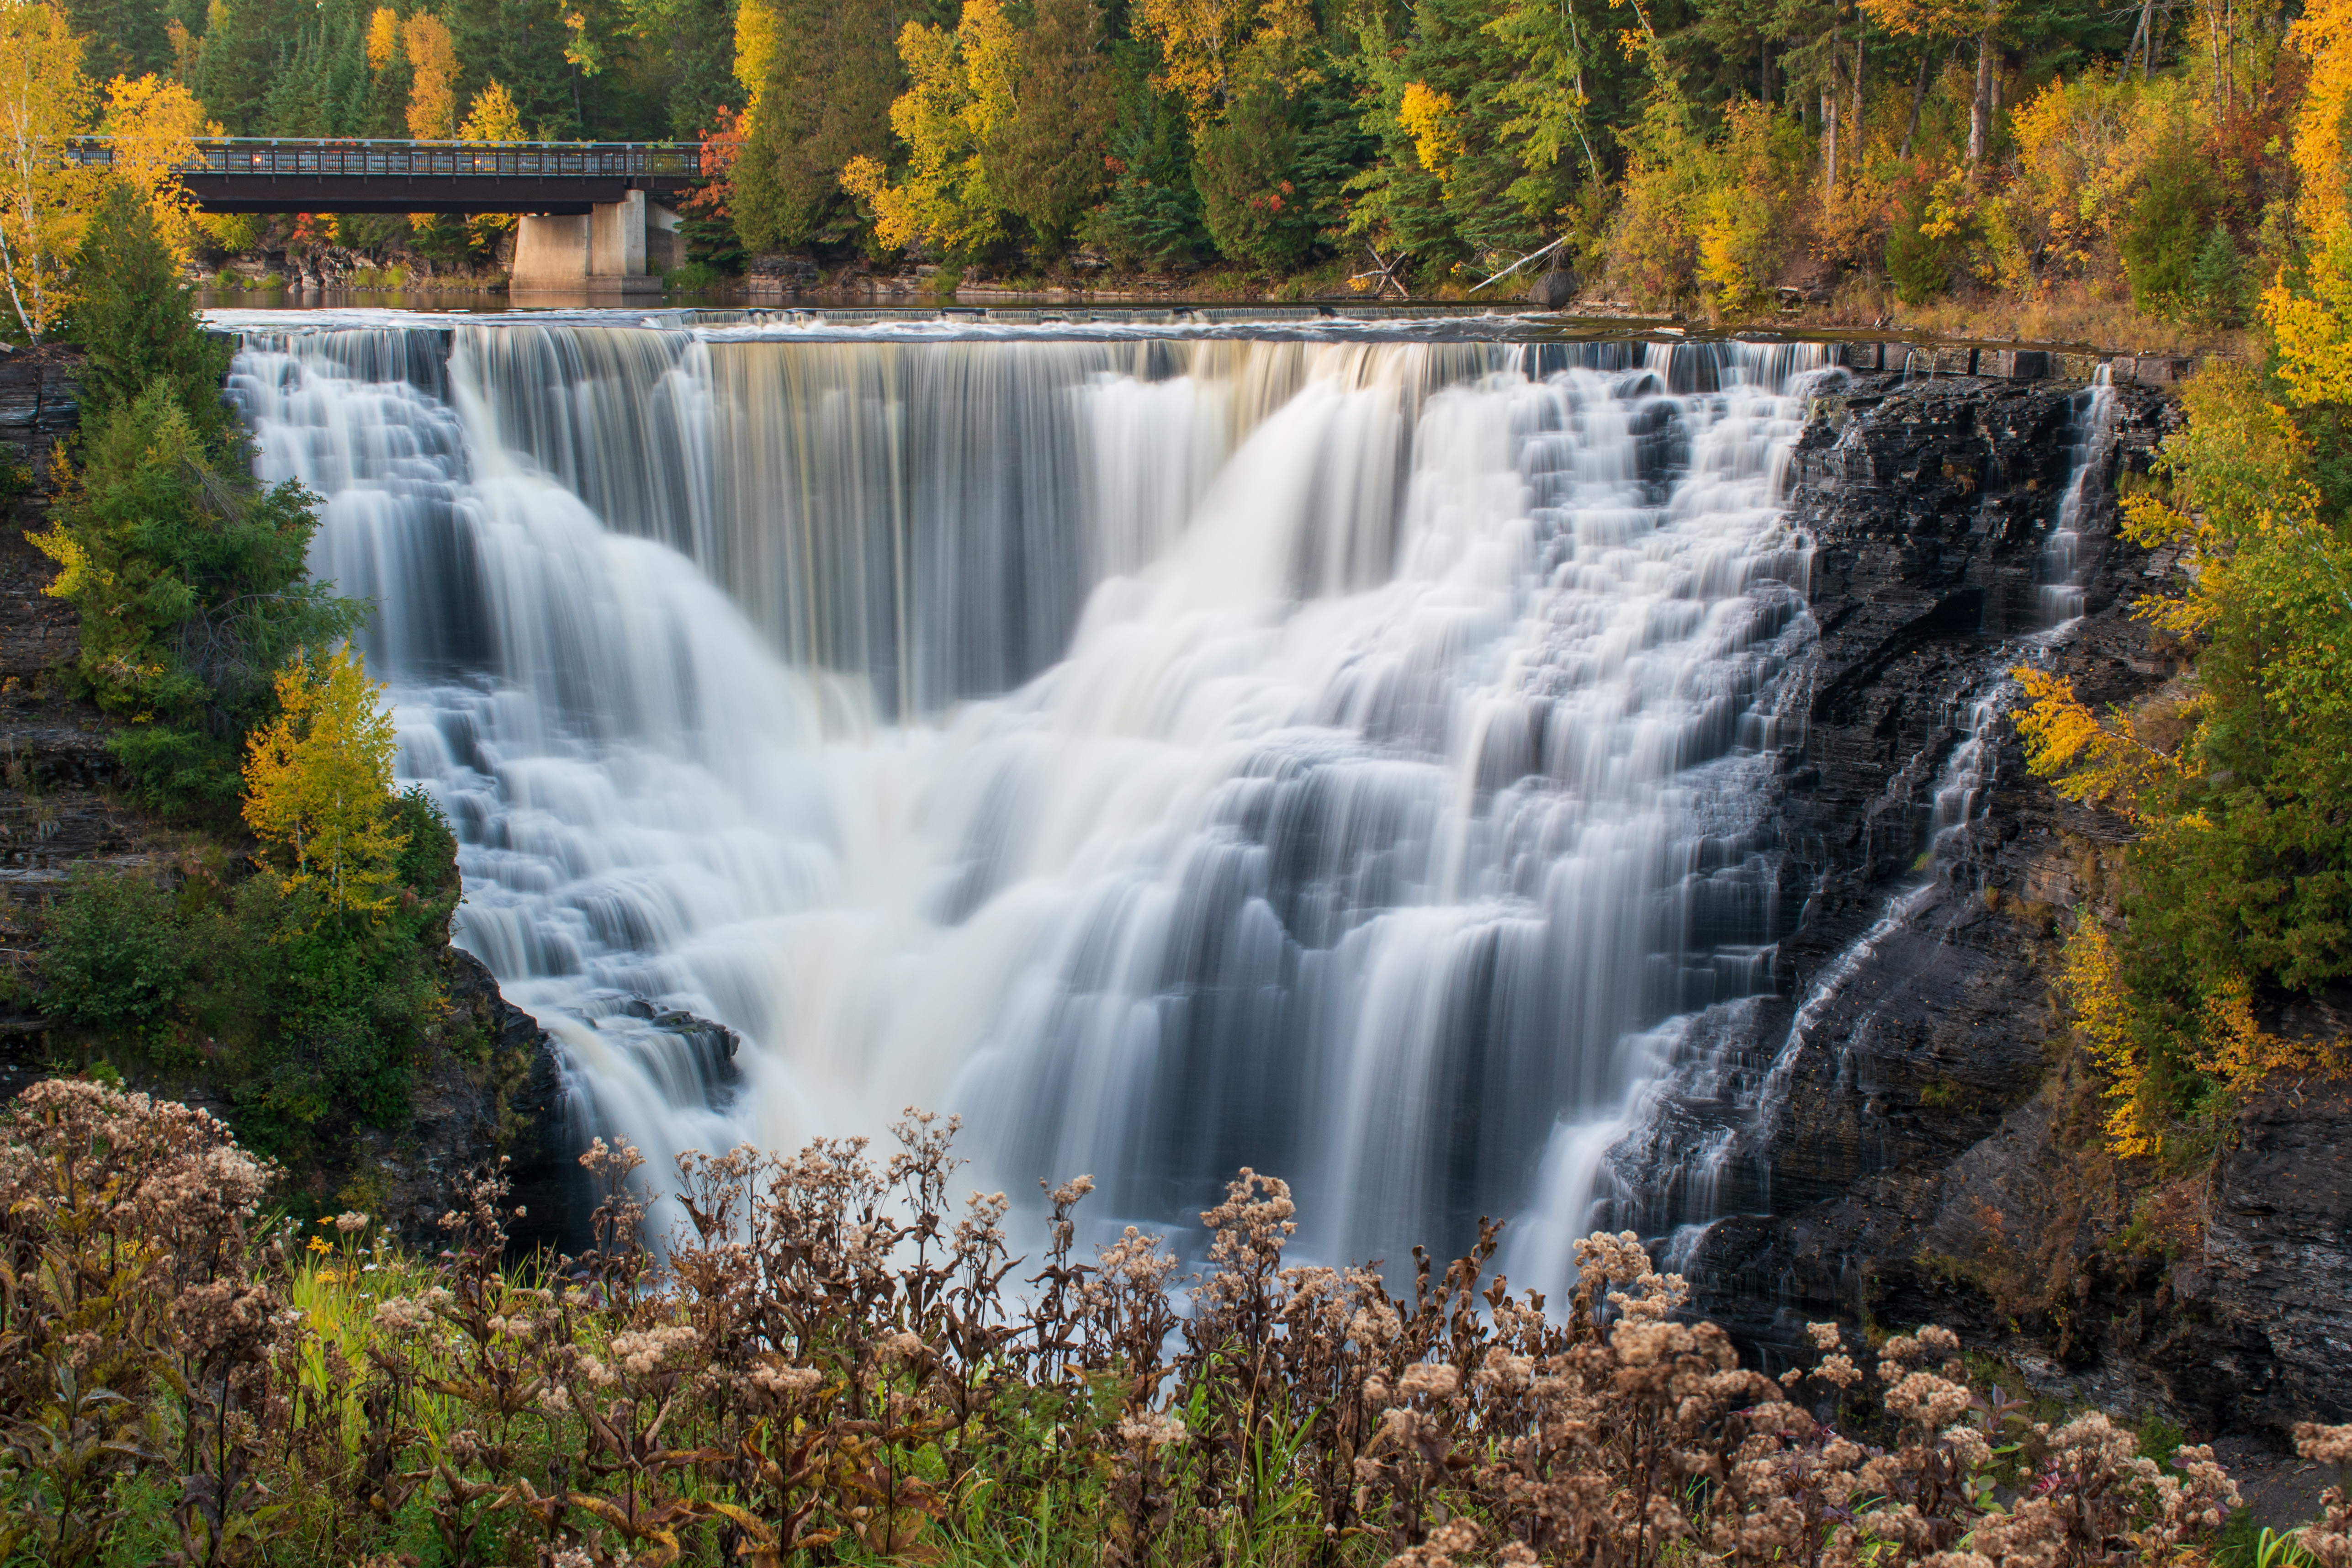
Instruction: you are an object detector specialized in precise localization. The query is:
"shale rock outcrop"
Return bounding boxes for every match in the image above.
[1673,366,2350,1434]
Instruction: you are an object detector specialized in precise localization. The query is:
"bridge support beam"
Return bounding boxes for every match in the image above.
[512,189,667,295]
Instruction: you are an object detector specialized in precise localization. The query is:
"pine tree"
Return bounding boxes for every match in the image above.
[31,185,364,813]
[733,0,901,252]
[989,0,1113,252]
[1083,44,1210,269]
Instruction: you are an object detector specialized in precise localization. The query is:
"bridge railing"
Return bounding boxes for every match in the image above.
[63,137,704,179]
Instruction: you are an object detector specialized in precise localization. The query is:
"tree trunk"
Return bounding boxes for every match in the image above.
[1823,87,1838,190]
[2124,0,2153,79]
[1823,20,1841,191]
[1900,48,1929,160]
[1968,26,1991,165]
[1852,34,1865,168]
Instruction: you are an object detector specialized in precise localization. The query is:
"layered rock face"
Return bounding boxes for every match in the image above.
[0,350,152,1096]
[0,353,572,1242]
[1674,367,2351,1434]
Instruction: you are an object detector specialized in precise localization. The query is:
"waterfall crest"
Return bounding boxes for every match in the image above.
[225,315,1839,1282]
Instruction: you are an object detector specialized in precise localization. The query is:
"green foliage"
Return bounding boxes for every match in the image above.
[1082,48,1211,269]
[35,789,464,1158]
[34,867,188,1032]
[987,0,1112,252]
[1191,48,1366,273]
[30,185,365,817]
[732,0,901,254]
[2122,129,2222,319]
[69,184,232,447]
[1340,0,1540,274]
[2188,221,2249,328]
[1886,178,1960,304]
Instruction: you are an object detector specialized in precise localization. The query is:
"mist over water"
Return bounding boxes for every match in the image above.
[224,313,1842,1288]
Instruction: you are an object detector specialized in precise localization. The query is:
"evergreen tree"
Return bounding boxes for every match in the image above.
[451,0,585,137]
[31,185,364,816]
[189,0,311,134]
[989,0,1113,252]
[62,0,174,79]
[1083,44,1211,267]
[1344,0,1536,276]
[733,0,901,252]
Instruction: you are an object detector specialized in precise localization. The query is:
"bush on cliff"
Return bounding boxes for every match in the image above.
[37,648,468,1164]
[27,181,363,817]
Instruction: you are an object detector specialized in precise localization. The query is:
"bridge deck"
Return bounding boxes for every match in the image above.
[68,138,701,215]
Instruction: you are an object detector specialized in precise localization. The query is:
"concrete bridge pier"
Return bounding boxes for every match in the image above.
[511,190,679,294]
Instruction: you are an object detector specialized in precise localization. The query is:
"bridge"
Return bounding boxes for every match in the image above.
[69,138,704,292]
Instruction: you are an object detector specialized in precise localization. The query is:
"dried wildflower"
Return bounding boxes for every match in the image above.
[609,1324,699,1377]
[371,1296,435,1334]
[1398,1362,1460,1400]
[1118,1411,1188,1448]
[2303,1423,2352,1467]
[748,1362,824,1398]
[333,1210,371,1234]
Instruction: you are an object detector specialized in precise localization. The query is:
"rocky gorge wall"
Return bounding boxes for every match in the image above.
[0,349,572,1241]
[1674,366,2352,1437]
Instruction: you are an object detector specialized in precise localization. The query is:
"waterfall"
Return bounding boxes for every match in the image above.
[1602,360,2132,1278]
[2037,363,2119,626]
[223,313,1839,1287]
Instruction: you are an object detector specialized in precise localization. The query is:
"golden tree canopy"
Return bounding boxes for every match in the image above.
[242,646,411,922]
[365,6,400,71]
[1132,0,1316,117]
[404,12,458,139]
[97,73,212,268]
[2264,0,2352,405]
[460,78,524,142]
[0,3,97,342]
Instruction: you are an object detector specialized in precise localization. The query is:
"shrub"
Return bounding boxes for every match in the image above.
[34,786,465,1159]
[35,866,187,1032]
[2122,129,2223,318]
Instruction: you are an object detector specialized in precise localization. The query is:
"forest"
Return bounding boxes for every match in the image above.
[10,0,2314,317]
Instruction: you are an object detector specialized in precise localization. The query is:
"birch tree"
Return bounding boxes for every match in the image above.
[0,4,95,342]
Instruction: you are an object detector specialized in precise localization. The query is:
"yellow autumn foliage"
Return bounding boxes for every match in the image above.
[1132,0,1316,125]
[734,0,777,109]
[1397,81,1461,180]
[365,6,400,71]
[403,12,459,139]
[96,73,212,268]
[842,0,1021,256]
[2060,918,2162,1158]
[2009,667,2188,818]
[2264,0,2352,405]
[243,646,410,923]
[0,3,97,342]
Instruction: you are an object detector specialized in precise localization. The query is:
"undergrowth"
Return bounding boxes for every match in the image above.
[4,1079,2350,1567]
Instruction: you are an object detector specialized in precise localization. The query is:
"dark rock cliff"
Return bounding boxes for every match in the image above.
[1659,366,2351,1436]
[0,351,574,1250]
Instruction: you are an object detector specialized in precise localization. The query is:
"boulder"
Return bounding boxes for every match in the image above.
[1526,269,1579,309]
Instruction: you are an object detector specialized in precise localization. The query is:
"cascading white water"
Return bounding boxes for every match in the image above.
[2038,364,2119,625]
[222,312,1837,1288]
